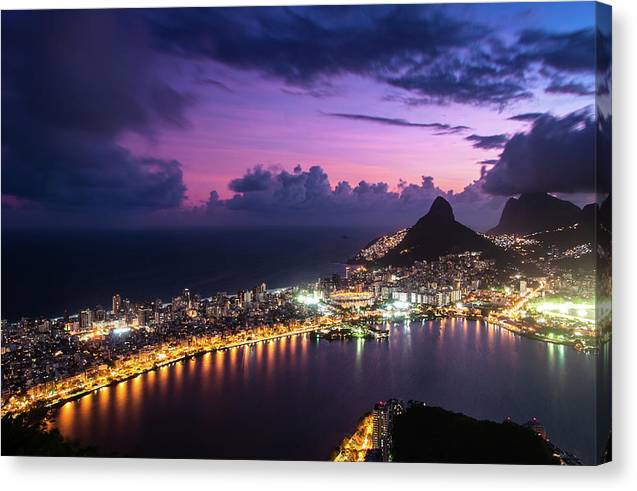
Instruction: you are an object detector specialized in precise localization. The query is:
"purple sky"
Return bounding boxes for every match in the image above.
[1,3,611,230]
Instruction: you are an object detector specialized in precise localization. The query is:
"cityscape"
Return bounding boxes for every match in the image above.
[1,3,611,464]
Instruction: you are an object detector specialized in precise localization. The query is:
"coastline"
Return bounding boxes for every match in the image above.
[2,324,324,418]
[4,312,600,420]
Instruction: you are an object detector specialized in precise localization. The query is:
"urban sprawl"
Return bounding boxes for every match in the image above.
[2,233,606,417]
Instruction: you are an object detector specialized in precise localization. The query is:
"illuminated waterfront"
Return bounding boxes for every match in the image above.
[50,319,608,464]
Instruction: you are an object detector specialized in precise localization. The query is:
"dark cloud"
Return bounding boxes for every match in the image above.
[483,108,611,195]
[545,80,594,96]
[477,159,498,165]
[141,6,595,108]
[326,113,470,134]
[1,10,190,211]
[507,112,544,122]
[228,166,275,193]
[199,78,233,92]
[515,28,596,73]
[465,134,508,150]
[143,6,485,87]
[385,57,533,108]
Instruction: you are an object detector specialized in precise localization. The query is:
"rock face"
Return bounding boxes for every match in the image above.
[489,193,581,235]
[378,197,504,266]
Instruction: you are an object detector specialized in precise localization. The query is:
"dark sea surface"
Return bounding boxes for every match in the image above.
[51,319,610,464]
[1,227,384,321]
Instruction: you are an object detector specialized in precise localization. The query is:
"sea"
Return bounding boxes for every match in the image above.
[1,227,385,321]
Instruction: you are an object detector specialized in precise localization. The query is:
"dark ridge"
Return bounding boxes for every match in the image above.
[392,405,561,465]
[489,193,581,235]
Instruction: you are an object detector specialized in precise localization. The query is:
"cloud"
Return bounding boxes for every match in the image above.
[515,28,597,73]
[228,166,276,193]
[1,10,190,212]
[281,87,336,98]
[507,112,544,122]
[199,78,233,92]
[144,6,485,88]
[141,6,598,109]
[384,56,533,108]
[199,165,505,231]
[545,80,594,96]
[325,113,470,134]
[483,108,611,195]
[465,133,508,150]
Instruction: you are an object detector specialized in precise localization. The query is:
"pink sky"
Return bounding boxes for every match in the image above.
[121,63,591,207]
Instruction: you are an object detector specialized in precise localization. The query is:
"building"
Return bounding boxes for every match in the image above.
[79,309,93,330]
[520,280,528,297]
[137,308,152,327]
[183,288,192,309]
[329,290,374,309]
[371,399,405,462]
[372,401,388,451]
[112,293,121,315]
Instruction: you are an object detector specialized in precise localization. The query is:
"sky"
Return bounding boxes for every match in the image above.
[1,2,611,231]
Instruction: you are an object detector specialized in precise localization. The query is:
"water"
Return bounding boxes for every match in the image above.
[1,227,384,321]
[50,319,608,463]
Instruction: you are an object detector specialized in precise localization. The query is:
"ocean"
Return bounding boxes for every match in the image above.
[1,227,386,321]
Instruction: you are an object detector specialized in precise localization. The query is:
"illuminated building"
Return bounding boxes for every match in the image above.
[183,288,192,309]
[112,293,121,315]
[137,308,152,327]
[520,280,528,297]
[372,401,388,450]
[79,309,93,330]
[372,399,405,461]
[329,291,374,309]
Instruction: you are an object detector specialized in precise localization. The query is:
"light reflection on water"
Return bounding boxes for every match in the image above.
[53,319,605,463]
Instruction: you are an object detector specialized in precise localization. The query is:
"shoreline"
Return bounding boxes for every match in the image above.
[3,325,323,418]
[5,315,600,419]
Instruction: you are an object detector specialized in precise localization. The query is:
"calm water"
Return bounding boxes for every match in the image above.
[51,319,609,464]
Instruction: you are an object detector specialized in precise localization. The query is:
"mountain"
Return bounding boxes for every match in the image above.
[392,405,560,464]
[363,197,505,267]
[489,193,581,235]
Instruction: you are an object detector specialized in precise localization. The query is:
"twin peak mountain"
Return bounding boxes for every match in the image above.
[352,193,597,267]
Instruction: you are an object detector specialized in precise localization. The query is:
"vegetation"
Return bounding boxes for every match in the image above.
[2,412,97,457]
[392,405,560,465]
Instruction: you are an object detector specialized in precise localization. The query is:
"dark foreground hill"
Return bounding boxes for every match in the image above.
[392,405,560,464]
[489,192,581,235]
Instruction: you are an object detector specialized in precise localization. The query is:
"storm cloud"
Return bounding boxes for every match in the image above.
[141,5,600,108]
[483,108,611,195]
[1,10,190,211]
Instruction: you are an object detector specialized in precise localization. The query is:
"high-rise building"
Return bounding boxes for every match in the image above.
[372,401,388,450]
[79,309,93,330]
[372,399,405,462]
[519,280,527,297]
[112,293,121,314]
[183,288,192,308]
[137,308,152,327]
